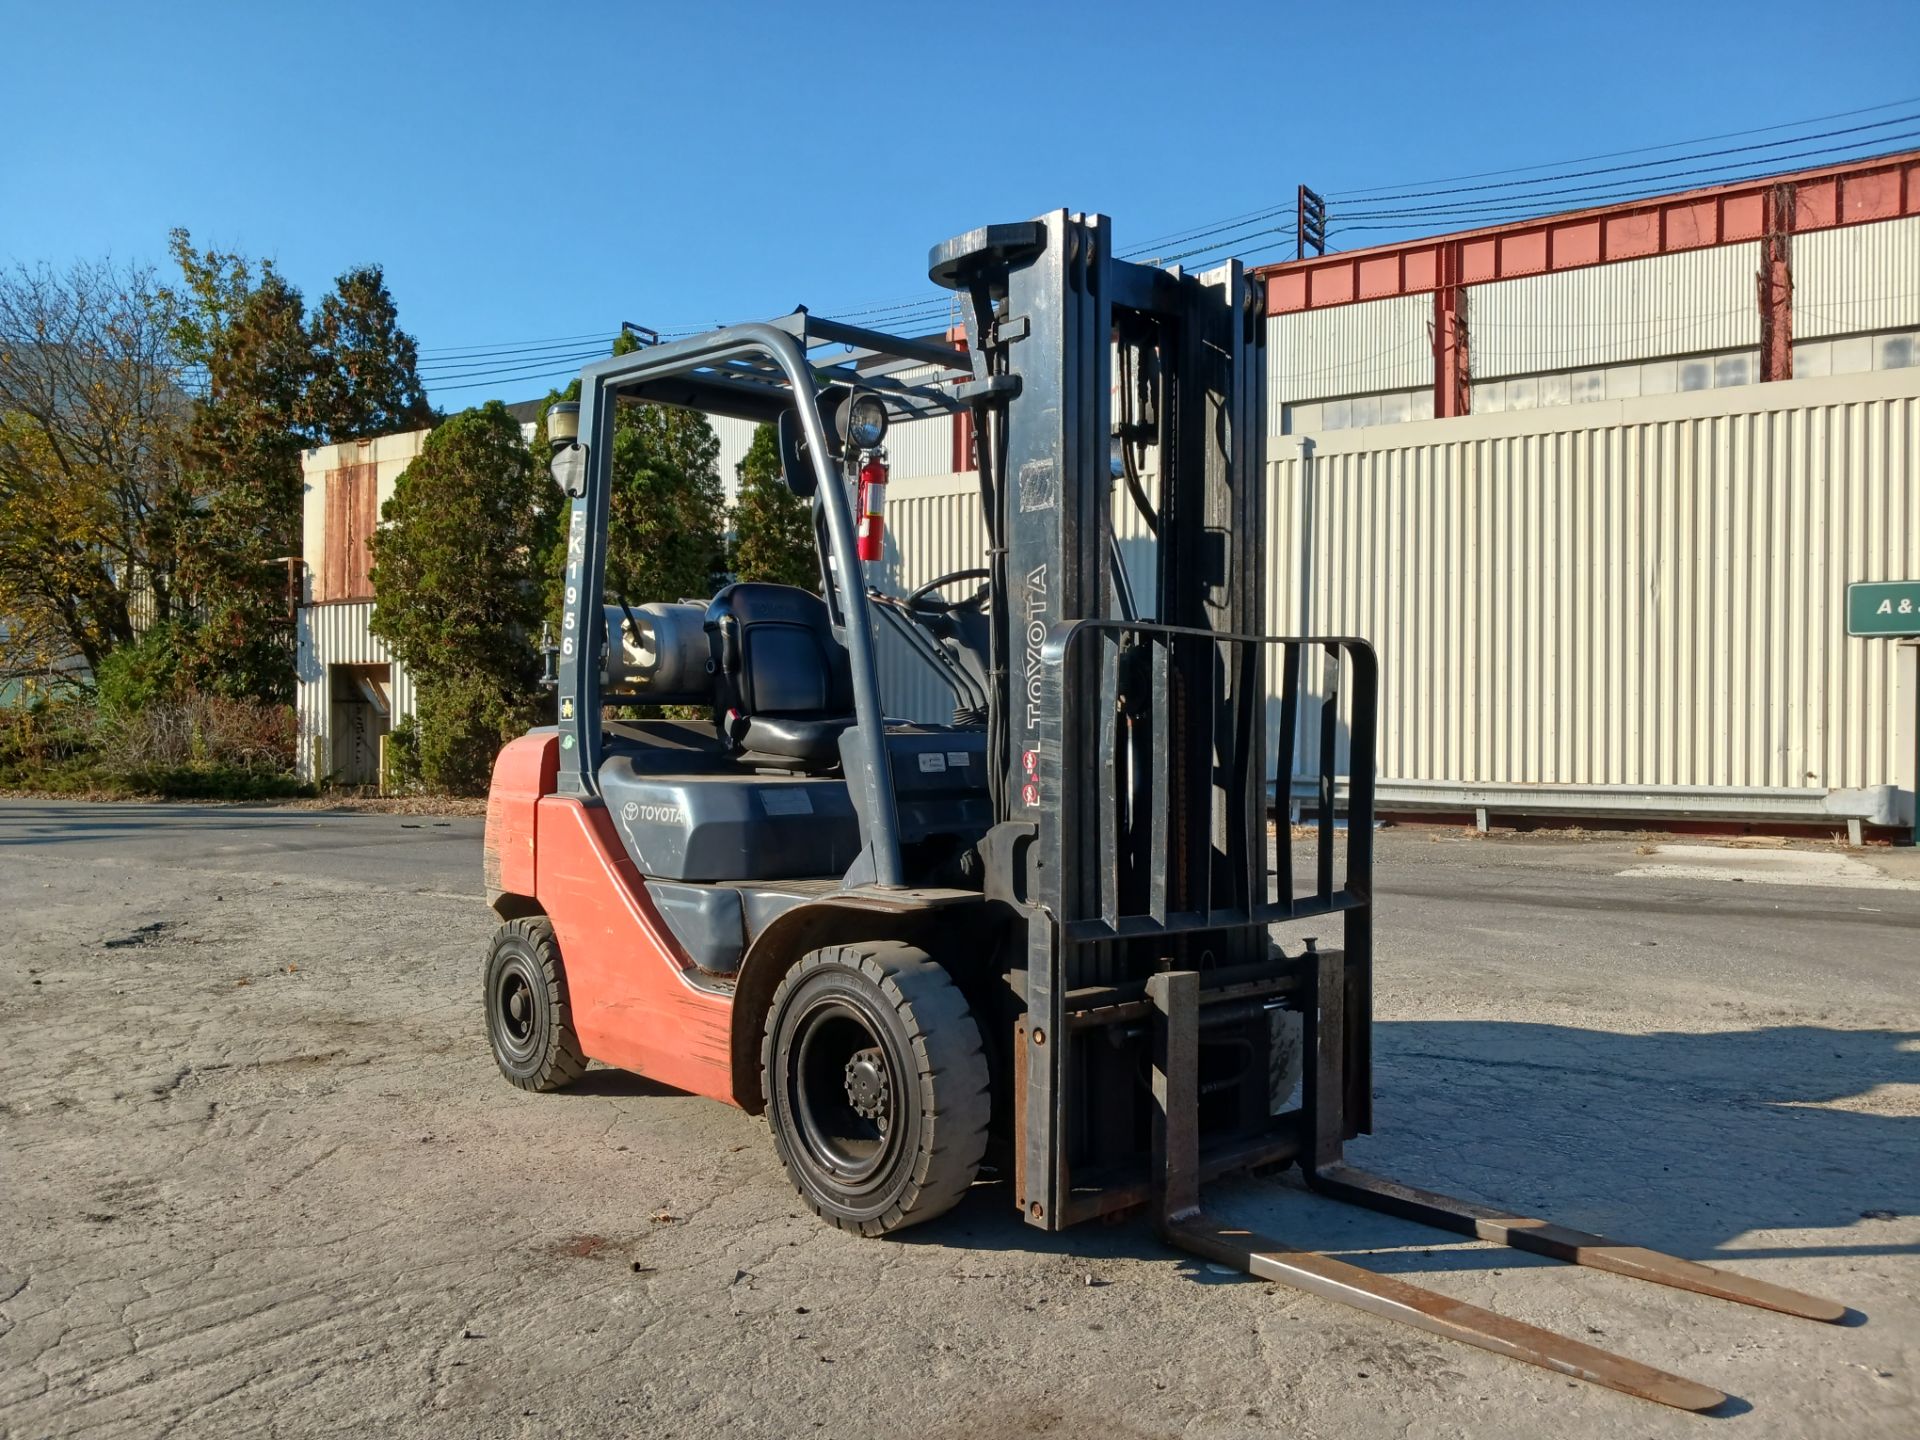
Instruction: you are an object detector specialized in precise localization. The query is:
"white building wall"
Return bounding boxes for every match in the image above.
[711,415,758,502]
[876,369,1920,822]
[1468,243,1762,379]
[1269,366,1919,814]
[1794,215,1920,341]
[1268,295,1431,404]
[293,601,417,782]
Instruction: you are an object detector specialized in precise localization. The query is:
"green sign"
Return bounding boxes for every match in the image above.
[1848,581,1920,636]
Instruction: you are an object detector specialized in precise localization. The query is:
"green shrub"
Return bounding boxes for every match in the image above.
[0,695,94,772]
[93,622,192,717]
[416,673,528,796]
[383,713,424,794]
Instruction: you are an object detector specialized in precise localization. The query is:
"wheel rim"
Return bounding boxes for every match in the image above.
[495,962,539,1062]
[786,996,903,1190]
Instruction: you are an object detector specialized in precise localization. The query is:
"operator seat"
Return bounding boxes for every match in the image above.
[705,583,855,766]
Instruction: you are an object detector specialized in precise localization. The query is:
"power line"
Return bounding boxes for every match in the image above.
[417,329,611,358]
[1154,132,1918,274]
[1324,111,1918,208]
[1101,97,1920,267]
[1328,128,1920,223]
[1327,94,1920,199]
[418,347,609,382]
[421,351,611,392]
[430,359,599,396]
[415,335,618,366]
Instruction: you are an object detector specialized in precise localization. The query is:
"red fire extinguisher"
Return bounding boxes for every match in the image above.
[856,450,889,562]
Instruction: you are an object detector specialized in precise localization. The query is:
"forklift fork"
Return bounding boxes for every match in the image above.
[1146,966,1846,1413]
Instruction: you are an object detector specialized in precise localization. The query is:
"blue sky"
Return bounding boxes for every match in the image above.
[4,0,1916,404]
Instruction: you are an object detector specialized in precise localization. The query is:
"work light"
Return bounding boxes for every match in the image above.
[844,392,888,450]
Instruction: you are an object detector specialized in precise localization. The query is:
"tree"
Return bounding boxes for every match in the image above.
[728,423,817,589]
[606,401,727,604]
[0,257,193,686]
[306,265,434,443]
[368,402,552,792]
[159,235,435,703]
[163,232,315,703]
[533,332,727,619]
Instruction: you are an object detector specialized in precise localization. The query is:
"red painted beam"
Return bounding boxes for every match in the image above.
[1260,148,1920,314]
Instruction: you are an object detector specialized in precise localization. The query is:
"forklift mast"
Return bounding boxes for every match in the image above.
[931,213,1376,1231]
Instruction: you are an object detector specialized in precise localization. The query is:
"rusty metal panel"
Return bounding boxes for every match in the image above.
[1267,297,1431,405]
[1269,367,1920,800]
[316,462,378,602]
[1793,214,1920,341]
[301,431,430,604]
[1469,243,1761,379]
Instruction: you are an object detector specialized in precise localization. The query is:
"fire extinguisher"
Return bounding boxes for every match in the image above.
[856,449,889,562]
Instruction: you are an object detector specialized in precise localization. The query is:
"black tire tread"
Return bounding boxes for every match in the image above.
[488,916,587,1093]
[761,941,990,1237]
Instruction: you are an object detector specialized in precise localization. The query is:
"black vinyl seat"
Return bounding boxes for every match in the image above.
[706,583,855,766]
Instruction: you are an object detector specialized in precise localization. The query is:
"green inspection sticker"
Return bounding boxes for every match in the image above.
[1847,581,1920,637]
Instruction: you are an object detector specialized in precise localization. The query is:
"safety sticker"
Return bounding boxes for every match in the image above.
[917,752,948,773]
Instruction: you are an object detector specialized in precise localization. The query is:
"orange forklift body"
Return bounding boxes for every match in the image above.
[485,731,738,1105]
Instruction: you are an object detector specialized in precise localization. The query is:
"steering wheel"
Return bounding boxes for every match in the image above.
[906,567,990,615]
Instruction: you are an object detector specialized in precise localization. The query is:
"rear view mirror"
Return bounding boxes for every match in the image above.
[777,409,817,498]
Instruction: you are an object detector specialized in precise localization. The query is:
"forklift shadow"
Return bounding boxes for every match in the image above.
[564,1065,689,1100]
[919,1020,1919,1284]
[1233,1019,1920,1276]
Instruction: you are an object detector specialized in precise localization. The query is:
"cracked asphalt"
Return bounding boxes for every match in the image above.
[1,799,1916,1438]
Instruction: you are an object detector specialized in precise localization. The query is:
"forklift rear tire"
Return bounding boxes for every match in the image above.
[762,942,990,1236]
[485,917,587,1093]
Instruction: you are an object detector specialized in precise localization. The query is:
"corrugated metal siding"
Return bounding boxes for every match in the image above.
[1268,296,1431,404]
[886,415,957,481]
[294,601,417,781]
[711,415,759,500]
[862,474,980,722]
[1793,214,1920,340]
[1470,243,1760,378]
[1270,368,1920,794]
[863,468,1169,720]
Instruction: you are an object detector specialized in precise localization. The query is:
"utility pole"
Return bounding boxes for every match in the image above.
[1297,186,1327,260]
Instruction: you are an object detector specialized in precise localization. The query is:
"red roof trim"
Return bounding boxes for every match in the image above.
[1257,148,1920,313]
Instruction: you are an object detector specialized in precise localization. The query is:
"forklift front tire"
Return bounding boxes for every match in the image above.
[485,917,587,1093]
[762,942,990,1236]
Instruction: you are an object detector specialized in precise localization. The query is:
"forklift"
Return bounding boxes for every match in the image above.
[481,211,1844,1410]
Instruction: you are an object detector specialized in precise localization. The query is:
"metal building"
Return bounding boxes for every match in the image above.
[866,150,1920,837]
[294,430,426,784]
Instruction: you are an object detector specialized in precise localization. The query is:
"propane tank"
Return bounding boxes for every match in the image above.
[856,449,889,562]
